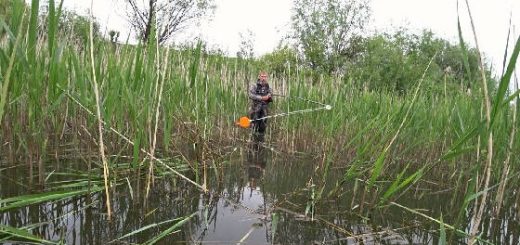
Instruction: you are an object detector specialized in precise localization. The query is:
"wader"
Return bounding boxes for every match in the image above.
[248,83,271,134]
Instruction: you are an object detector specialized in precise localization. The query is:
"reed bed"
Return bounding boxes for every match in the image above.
[1,0,519,244]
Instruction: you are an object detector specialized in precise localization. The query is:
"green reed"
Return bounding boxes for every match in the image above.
[0,0,519,243]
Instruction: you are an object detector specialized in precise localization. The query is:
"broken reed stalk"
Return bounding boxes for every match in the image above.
[390,202,493,244]
[62,89,207,192]
[89,0,111,220]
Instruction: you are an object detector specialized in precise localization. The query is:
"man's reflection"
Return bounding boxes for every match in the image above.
[246,135,267,191]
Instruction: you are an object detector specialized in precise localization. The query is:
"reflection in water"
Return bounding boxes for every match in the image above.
[2,142,520,244]
[246,134,267,191]
[194,134,272,244]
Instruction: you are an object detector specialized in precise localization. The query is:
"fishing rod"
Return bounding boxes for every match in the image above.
[236,94,332,128]
[272,93,329,107]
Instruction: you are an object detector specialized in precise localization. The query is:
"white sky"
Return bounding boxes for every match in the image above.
[56,0,519,79]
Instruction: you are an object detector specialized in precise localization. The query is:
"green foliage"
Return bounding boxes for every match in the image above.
[291,0,370,74]
[0,1,518,243]
[0,187,103,212]
[58,10,102,45]
[288,0,492,94]
[350,29,489,94]
[0,0,517,210]
[379,165,423,204]
[0,0,27,39]
[0,225,56,245]
[111,216,191,243]
[144,213,196,245]
[27,0,40,62]
[2,1,104,47]
[0,0,25,24]
[6,0,102,47]
[0,2,25,125]
[46,0,63,55]
[271,212,279,241]
[259,44,298,76]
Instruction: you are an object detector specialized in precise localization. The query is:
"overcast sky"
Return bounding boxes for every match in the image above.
[59,0,519,78]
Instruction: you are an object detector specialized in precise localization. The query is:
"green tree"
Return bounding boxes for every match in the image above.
[353,34,413,92]
[57,10,102,45]
[121,0,215,44]
[259,44,299,77]
[291,0,370,75]
[237,29,255,60]
[350,29,487,94]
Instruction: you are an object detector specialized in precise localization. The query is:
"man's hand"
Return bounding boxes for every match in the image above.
[261,95,271,101]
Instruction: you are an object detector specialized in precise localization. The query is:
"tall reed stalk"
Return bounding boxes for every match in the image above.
[462,0,520,242]
[89,0,111,220]
[145,44,169,201]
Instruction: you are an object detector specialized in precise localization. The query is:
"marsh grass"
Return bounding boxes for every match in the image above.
[0,0,519,244]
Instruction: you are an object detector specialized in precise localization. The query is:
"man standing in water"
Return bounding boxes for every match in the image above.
[248,71,272,135]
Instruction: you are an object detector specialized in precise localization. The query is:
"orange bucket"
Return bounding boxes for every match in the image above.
[236,116,251,128]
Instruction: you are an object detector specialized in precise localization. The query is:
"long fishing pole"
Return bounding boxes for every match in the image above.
[252,104,332,122]
[272,93,329,107]
[236,94,332,128]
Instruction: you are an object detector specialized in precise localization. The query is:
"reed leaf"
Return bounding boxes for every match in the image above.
[144,212,196,245]
[0,7,25,124]
[0,186,103,212]
[49,0,64,56]
[0,225,56,245]
[368,151,386,188]
[441,124,482,161]
[490,35,520,127]
[380,165,423,204]
[27,0,39,62]
[189,41,202,88]
[110,217,186,243]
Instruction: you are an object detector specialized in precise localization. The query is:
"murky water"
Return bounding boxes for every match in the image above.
[1,141,520,244]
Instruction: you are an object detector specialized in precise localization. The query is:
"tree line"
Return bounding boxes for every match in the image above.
[0,0,491,95]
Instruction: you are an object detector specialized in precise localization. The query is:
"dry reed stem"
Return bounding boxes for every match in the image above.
[464,1,493,243]
[390,202,491,244]
[274,206,354,236]
[325,225,419,243]
[145,32,162,200]
[90,0,111,219]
